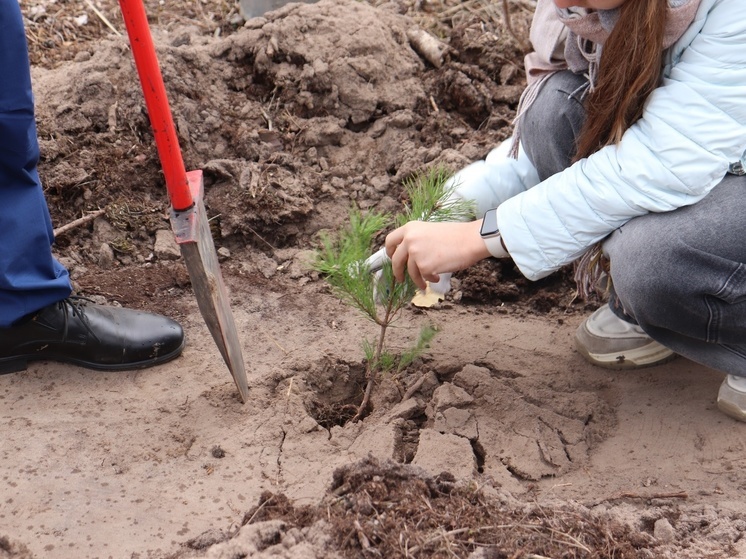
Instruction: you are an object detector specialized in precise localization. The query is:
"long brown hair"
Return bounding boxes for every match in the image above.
[574,0,668,161]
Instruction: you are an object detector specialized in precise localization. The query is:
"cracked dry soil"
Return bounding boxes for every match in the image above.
[2,0,746,558]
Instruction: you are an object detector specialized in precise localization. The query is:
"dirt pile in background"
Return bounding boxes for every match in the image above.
[32,0,564,317]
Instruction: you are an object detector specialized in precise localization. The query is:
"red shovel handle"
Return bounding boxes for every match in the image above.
[118,0,193,211]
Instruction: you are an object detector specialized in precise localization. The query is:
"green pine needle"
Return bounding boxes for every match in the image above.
[398,166,476,226]
[397,323,438,373]
[314,209,389,322]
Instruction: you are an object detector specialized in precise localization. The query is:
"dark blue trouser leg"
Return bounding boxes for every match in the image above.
[0,1,71,327]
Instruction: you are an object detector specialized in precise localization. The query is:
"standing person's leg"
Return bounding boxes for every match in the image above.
[0,3,185,373]
[0,0,71,326]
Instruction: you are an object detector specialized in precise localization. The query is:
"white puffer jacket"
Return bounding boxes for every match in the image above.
[492,0,746,280]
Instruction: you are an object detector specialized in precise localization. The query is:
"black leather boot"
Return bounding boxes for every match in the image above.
[0,297,185,373]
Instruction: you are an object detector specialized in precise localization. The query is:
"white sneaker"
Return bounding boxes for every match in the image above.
[717,375,746,422]
[575,304,676,370]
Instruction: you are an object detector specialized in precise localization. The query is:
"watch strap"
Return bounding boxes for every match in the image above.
[483,234,508,258]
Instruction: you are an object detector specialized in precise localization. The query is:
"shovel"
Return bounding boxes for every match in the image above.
[118,0,249,403]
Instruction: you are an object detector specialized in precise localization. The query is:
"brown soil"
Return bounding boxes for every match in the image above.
[2,1,745,558]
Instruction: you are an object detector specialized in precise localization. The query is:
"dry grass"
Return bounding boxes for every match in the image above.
[240,458,646,559]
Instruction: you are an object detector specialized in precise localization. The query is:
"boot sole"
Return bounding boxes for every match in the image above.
[0,338,185,374]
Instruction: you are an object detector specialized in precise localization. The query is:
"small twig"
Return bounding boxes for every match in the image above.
[246,224,277,251]
[53,208,106,237]
[438,0,478,18]
[502,0,530,52]
[244,495,274,526]
[354,520,374,552]
[419,494,433,511]
[282,109,304,132]
[406,526,487,555]
[586,490,689,508]
[406,523,591,555]
[286,377,294,398]
[402,372,427,401]
[544,526,591,554]
[265,331,287,355]
[84,0,122,36]
[260,107,273,131]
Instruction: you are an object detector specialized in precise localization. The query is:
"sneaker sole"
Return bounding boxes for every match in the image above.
[717,382,746,422]
[574,336,677,370]
[717,399,746,422]
[0,338,185,374]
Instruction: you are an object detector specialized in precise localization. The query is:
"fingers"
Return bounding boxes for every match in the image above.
[385,227,406,282]
[384,227,403,260]
[406,254,428,291]
[405,254,439,291]
[388,236,411,284]
[385,224,435,291]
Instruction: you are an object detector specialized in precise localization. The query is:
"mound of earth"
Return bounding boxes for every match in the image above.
[32,0,566,319]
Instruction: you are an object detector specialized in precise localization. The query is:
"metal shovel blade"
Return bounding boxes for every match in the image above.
[171,171,249,403]
[118,0,249,403]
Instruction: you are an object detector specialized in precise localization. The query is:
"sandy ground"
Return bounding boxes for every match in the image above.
[3,285,746,557]
[3,0,746,557]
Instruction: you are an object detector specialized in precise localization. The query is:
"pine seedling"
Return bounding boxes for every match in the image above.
[314,167,474,422]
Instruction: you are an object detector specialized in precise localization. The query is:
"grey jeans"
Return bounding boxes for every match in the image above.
[519,70,746,375]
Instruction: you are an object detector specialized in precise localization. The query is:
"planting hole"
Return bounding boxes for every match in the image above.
[302,357,366,429]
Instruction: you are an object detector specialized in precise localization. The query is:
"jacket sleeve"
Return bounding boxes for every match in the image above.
[497,0,746,281]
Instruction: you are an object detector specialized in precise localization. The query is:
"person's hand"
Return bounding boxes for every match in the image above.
[385,220,492,290]
[364,246,453,300]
